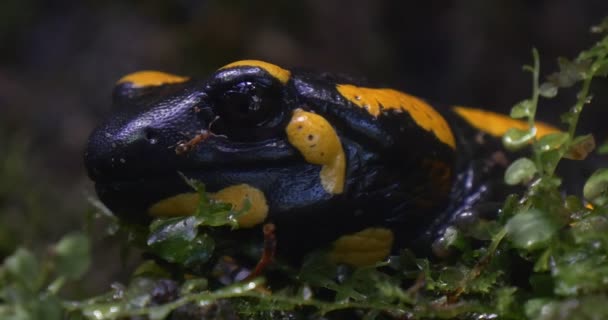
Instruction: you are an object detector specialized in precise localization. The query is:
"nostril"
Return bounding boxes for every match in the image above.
[144,127,158,144]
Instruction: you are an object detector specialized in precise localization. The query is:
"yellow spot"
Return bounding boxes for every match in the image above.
[148,193,199,217]
[220,60,291,85]
[117,71,189,87]
[329,228,394,266]
[336,84,456,149]
[147,184,269,228]
[453,106,561,138]
[212,184,269,228]
[285,109,345,194]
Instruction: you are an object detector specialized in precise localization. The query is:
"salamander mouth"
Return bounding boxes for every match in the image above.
[91,156,302,186]
[92,161,323,222]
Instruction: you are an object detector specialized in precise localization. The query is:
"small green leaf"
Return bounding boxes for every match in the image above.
[583,168,608,206]
[553,251,608,296]
[591,16,608,33]
[510,100,533,118]
[334,267,380,302]
[533,248,552,272]
[149,306,172,320]
[200,200,242,228]
[503,128,535,151]
[539,149,561,174]
[437,265,467,291]
[180,175,244,228]
[468,267,503,294]
[33,295,63,320]
[598,140,608,154]
[298,251,339,290]
[150,234,214,266]
[505,209,559,250]
[571,215,608,244]
[535,132,569,152]
[539,82,558,98]
[4,295,64,320]
[564,195,584,212]
[529,295,608,320]
[505,158,538,185]
[183,234,215,267]
[3,248,43,292]
[147,217,215,266]
[54,232,91,280]
[80,302,124,319]
[132,260,171,279]
[149,216,199,244]
[546,57,586,88]
[494,287,520,317]
[596,61,608,77]
[446,226,467,249]
[524,298,552,320]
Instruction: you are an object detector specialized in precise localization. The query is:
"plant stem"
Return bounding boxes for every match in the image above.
[529,48,544,173]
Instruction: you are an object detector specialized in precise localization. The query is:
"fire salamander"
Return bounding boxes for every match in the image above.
[85,60,560,266]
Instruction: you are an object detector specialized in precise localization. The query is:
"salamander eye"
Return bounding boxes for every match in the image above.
[212,81,285,141]
[216,81,280,125]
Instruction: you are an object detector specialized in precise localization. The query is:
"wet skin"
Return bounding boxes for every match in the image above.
[84,60,560,265]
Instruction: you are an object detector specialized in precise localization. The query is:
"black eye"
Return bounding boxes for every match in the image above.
[217,81,278,125]
[211,81,285,141]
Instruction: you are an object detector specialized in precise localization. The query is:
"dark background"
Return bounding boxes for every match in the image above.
[1,0,607,293]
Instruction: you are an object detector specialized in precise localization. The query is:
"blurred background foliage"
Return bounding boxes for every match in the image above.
[1,0,608,294]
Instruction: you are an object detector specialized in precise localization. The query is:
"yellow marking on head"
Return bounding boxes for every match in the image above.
[452,106,561,138]
[220,60,291,85]
[147,184,268,228]
[286,109,345,194]
[117,71,189,87]
[336,84,456,149]
[329,228,394,266]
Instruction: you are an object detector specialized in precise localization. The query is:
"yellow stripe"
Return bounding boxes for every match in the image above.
[285,109,346,194]
[329,228,394,266]
[147,184,269,228]
[452,106,561,138]
[336,85,456,149]
[220,60,291,85]
[117,71,189,87]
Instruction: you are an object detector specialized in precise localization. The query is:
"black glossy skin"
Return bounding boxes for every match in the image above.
[85,64,511,255]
